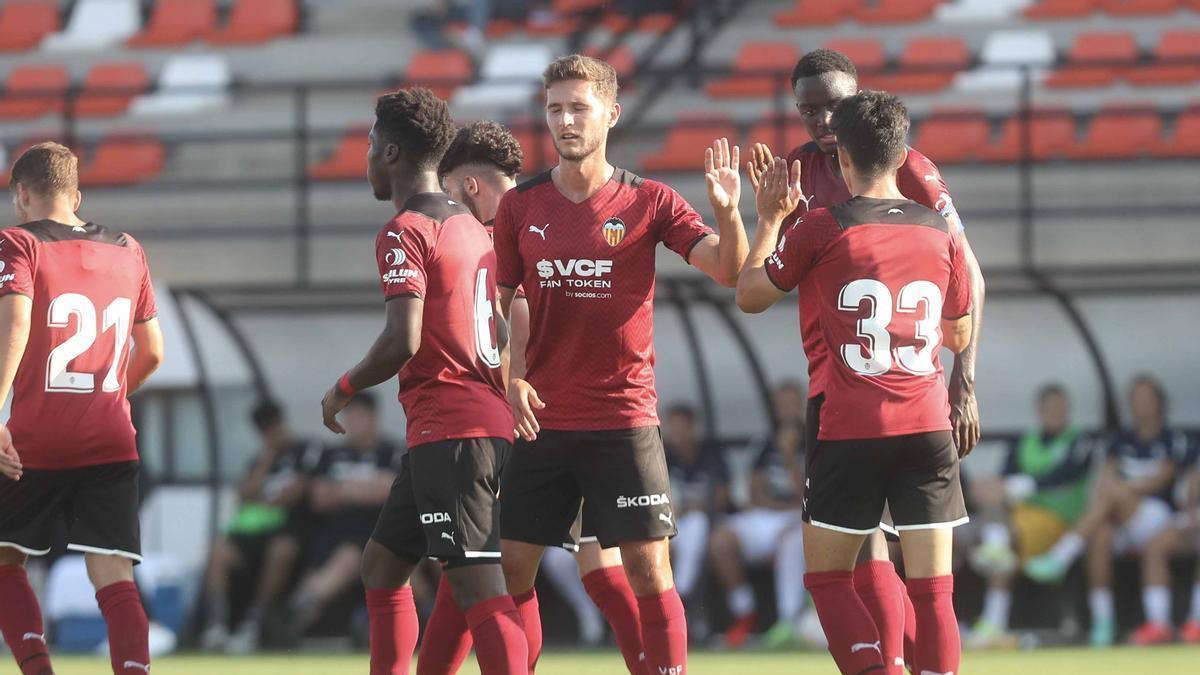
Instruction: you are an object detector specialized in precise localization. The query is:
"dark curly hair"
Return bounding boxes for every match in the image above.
[438,121,524,179]
[790,48,858,90]
[830,90,909,179]
[374,87,455,171]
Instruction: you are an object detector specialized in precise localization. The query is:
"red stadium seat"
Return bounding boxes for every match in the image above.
[0,65,69,120]
[309,127,369,181]
[877,36,969,92]
[1101,0,1180,15]
[748,115,810,156]
[510,120,557,172]
[854,0,941,24]
[78,136,166,186]
[775,0,857,27]
[603,13,677,35]
[0,1,59,53]
[825,38,888,88]
[980,109,1078,162]
[912,109,991,164]
[525,14,582,37]
[74,62,150,118]
[641,115,739,173]
[1067,105,1161,159]
[1151,106,1200,158]
[206,0,297,45]
[127,0,217,47]
[584,45,636,87]
[403,50,473,100]
[706,41,801,99]
[1127,30,1200,86]
[553,0,605,12]
[1046,31,1138,89]
[1025,0,1101,19]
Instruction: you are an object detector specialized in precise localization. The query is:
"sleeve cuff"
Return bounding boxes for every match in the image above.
[764,262,790,292]
[682,233,711,264]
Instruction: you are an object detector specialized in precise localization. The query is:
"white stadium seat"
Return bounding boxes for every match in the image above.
[130,54,231,116]
[42,0,141,51]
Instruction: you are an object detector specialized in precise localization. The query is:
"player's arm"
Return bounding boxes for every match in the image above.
[127,318,164,395]
[509,295,530,381]
[322,296,422,434]
[736,157,803,313]
[688,138,749,288]
[941,315,972,353]
[502,288,543,442]
[948,237,985,452]
[0,294,32,480]
[1129,461,1176,498]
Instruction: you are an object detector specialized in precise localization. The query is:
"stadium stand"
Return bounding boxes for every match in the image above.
[912,108,992,164]
[1045,31,1139,88]
[127,0,219,48]
[979,108,1078,162]
[1128,29,1200,85]
[0,0,59,52]
[1067,104,1163,159]
[706,41,801,99]
[129,54,230,116]
[76,62,152,118]
[0,64,69,120]
[642,114,740,172]
[78,135,166,186]
[42,0,141,51]
[402,49,475,101]
[206,0,299,45]
[774,0,860,27]
[309,126,369,181]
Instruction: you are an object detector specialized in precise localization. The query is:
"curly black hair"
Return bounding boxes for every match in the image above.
[438,121,524,179]
[374,87,455,171]
[829,90,909,179]
[790,48,858,90]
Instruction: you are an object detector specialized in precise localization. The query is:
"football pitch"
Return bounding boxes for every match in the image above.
[52,646,1198,674]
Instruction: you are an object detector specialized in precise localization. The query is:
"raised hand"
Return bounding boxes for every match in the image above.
[755,157,803,225]
[746,142,775,193]
[704,137,741,212]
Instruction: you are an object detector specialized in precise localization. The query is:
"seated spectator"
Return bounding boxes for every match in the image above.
[663,403,729,636]
[709,381,807,649]
[965,384,1098,647]
[285,393,400,639]
[1025,375,1189,646]
[198,401,321,653]
[1130,430,1200,645]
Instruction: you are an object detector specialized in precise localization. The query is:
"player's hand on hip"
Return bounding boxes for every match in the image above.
[0,425,21,480]
[508,378,544,441]
[704,138,741,212]
[755,157,803,225]
[320,385,351,434]
[948,382,980,458]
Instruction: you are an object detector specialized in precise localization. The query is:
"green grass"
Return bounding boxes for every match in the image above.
[50,646,1200,674]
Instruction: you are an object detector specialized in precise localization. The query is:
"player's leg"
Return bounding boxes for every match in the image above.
[1104,496,1173,647]
[419,572,472,675]
[851,529,906,672]
[669,511,709,604]
[1083,523,1117,647]
[228,532,302,653]
[577,517,646,672]
[1131,525,1184,645]
[0,547,53,675]
[1024,477,1126,583]
[291,541,364,634]
[84,553,150,675]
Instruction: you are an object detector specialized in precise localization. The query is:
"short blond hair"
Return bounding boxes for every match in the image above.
[542,54,618,102]
[10,142,78,196]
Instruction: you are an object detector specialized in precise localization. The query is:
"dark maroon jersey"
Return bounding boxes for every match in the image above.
[375,193,513,447]
[494,169,712,431]
[0,221,156,469]
[782,143,965,399]
[765,198,971,440]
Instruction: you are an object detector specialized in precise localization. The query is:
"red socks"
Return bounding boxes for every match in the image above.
[853,561,906,674]
[901,579,917,671]
[635,589,687,675]
[367,586,420,675]
[95,580,150,675]
[906,576,959,675]
[465,594,528,675]
[582,566,647,674]
[512,589,542,673]
[805,571,886,675]
[417,576,473,675]
[0,565,53,675]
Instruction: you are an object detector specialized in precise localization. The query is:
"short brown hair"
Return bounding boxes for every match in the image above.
[10,142,79,196]
[542,54,618,102]
[438,121,524,179]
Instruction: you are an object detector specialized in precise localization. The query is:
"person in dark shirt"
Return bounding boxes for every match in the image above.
[198,400,321,653]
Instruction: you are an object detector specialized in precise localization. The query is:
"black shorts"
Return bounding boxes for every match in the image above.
[560,504,602,552]
[371,437,509,569]
[501,427,676,550]
[0,461,141,562]
[803,431,967,535]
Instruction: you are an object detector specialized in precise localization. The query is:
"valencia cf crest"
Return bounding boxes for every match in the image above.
[602,217,626,247]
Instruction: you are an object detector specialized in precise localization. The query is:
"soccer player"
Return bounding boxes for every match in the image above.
[429,121,650,674]
[737,91,974,675]
[493,54,749,674]
[0,142,164,675]
[319,88,525,675]
[747,48,987,663]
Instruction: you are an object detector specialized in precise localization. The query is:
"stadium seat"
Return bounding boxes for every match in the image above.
[748,115,810,156]
[706,42,801,99]
[584,45,636,86]
[0,1,59,52]
[980,109,1078,162]
[75,62,150,118]
[0,65,69,120]
[206,0,297,45]
[1101,0,1180,14]
[1046,31,1139,89]
[553,0,606,12]
[309,127,369,181]
[127,0,217,48]
[980,30,1057,67]
[42,0,140,51]
[602,12,677,35]
[78,136,165,186]
[403,50,474,100]
[855,0,942,24]
[824,38,888,72]
[1067,105,1161,159]
[936,0,1030,22]
[1024,0,1101,19]
[129,54,230,116]
[641,115,739,173]
[912,109,991,164]
[1152,106,1200,158]
[510,120,558,172]
[1127,30,1200,86]
[878,36,970,92]
[775,0,857,27]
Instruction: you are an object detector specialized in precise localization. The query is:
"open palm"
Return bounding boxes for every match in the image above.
[705,137,741,211]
